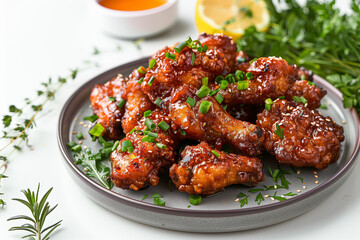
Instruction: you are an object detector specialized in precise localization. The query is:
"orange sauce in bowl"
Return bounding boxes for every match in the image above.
[99,0,168,11]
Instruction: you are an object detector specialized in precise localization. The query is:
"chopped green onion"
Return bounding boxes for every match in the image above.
[292,96,308,104]
[144,110,153,117]
[158,121,170,131]
[215,75,224,84]
[142,194,148,201]
[211,150,220,157]
[111,140,120,151]
[300,96,308,104]
[186,97,196,107]
[223,104,228,110]
[237,81,249,90]
[199,101,211,114]
[265,98,273,111]
[174,41,188,53]
[278,96,285,99]
[189,195,201,205]
[148,76,155,86]
[117,98,126,108]
[153,197,165,206]
[156,143,167,149]
[202,44,208,52]
[141,135,155,143]
[129,128,136,134]
[249,58,258,64]
[83,114,98,122]
[71,145,82,153]
[225,74,235,83]
[215,94,224,104]
[196,85,210,98]
[67,141,77,148]
[246,72,254,80]
[301,75,306,80]
[220,80,228,90]
[137,77,144,84]
[149,59,156,69]
[179,129,186,135]
[154,98,162,107]
[307,81,315,86]
[76,132,84,140]
[320,104,328,109]
[89,123,105,137]
[121,140,134,153]
[137,66,147,74]
[274,123,284,140]
[165,52,176,60]
[202,77,208,86]
[145,118,156,131]
[145,131,158,138]
[108,96,116,102]
[191,52,195,66]
[235,70,245,81]
[209,88,220,96]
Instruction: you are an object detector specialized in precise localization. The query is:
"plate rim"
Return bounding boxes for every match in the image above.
[57,57,360,217]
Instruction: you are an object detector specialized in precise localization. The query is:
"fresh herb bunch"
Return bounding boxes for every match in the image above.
[7,184,62,240]
[237,0,360,115]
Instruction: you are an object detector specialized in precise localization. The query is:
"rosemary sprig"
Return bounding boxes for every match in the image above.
[7,184,62,240]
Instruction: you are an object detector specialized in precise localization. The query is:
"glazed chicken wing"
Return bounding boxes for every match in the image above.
[169,142,264,195]
[256,99,344,169]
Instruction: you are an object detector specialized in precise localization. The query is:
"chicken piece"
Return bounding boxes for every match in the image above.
[169,142,264,195]
[216,57,298,106]
[169,86,263,156]
[256,99,344,169]
[89,75,127,140]
[286,80,326,109]
[110,110,181,190]
[122,69,154,133]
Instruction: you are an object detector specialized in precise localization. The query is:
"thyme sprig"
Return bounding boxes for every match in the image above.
[7,184,62,240]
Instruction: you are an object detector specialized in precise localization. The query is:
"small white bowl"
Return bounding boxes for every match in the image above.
[91,0,178,39]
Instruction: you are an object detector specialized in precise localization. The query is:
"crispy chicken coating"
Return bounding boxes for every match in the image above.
[110,110,180,190]
[256,99,344,169]
[89,75,127,140]
[286,80,326,109]
[169,142,264,195]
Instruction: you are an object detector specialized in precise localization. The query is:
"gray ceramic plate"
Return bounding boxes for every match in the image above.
[57,57,360,232]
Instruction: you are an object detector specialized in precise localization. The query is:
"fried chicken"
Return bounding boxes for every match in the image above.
[286,80,326,109]
[169,142,264,195]
[256,99,344,169]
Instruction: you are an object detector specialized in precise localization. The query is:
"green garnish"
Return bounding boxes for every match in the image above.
[144,110,153,117]
[249,58,257,64]
[129,128,136,134]
[220,80,228,90]
[255,193,265,205]
[154,98,162,107]
[215,75,224,84]
[237,81,249,90]
[83,114,98,122]
[67,141,77,148]
[71,145,82,153]
[121,140,134,153]
[292,96,308,104]
[225,74,235,83]
[235,70,245,81]
[307,80,315,86]
[141,135,155,143]
[189,195,202,205]
[156,143,167,149]
[179,129,186,136]
[239,6,253,18]
[145,131,158,138]
[209,88,220,96]
[142,194,148,201]
[265,98,273,111]
[174,41,188,53]
[158,121,170,131]
[76,132,84,140]
[111,140,120,151]
[137,77,144,84]
[278,96,285,99]
[137,66,147,74]
[186,97,196,107]
[108,96,116,102]
[199,101,211,114]
[148,76,155,86]
[149,59,156,69]
[153,197,165,206]
[246,72,254,80]
[237,192,249,207]
[211,150,220,157]
[191,52,195,66]
[145,118,156,131]
[202,77,208,86]
[165,52,176,60]
[274,123,284,140]
[117,98,126,108]
[196,85,211,98]
[89,123,105,137]
[215,94,224,104]
[320,104,328,109]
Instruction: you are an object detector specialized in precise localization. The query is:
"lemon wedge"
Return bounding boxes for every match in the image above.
[195,0,270,40]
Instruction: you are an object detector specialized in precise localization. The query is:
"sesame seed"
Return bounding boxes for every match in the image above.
[79,121,84,125]
[326,118,331,122]
[342,120,347,124]
[313,171,317,174]
[315,180,319,184]
[78,141,82,144]
[274,185,277,189]
[297,170,300,174]
[83,146,88,149]
[281,195,285,198]
[203,123,206,127]
[235,198,239,202]
[296,190,301,193]
[271,197,275,201]
[314,175,318,179]
[264,195,269,198]
[84,124,88,128]
[83,137,87,140]
[303,185,306,189]
[72,131,77,134]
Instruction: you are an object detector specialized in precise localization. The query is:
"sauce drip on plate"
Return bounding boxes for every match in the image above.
[99,0,168,11]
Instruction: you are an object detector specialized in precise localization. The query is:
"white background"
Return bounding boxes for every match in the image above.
[1,0,359,239]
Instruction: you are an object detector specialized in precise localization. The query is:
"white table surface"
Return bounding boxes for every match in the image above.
[1,0,359,239]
